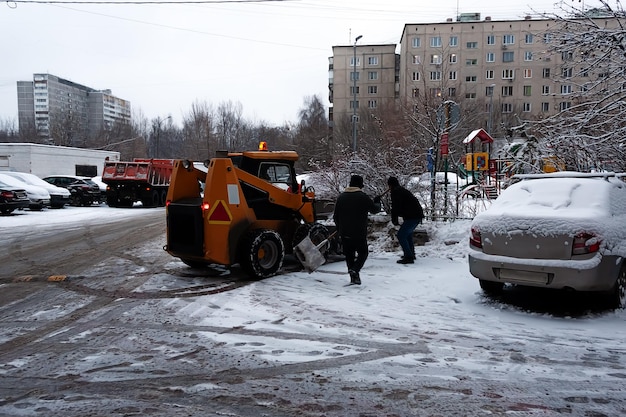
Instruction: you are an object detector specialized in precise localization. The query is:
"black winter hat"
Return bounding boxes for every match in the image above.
[349,175,364,188]
[387,176,400,187]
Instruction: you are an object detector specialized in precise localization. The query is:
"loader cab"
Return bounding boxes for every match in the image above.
[236,151,300,193]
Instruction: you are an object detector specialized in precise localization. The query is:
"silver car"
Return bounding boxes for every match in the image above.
[2,171,70,208]
[468,172,626,309]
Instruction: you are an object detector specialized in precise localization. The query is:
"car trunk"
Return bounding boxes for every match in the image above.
[481,229,575,260]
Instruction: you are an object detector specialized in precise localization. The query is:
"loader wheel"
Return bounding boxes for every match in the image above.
[239,229,285,279]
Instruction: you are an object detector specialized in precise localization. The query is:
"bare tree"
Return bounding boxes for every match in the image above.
[293,95,330,170]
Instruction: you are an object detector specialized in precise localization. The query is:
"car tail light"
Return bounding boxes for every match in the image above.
[1,191,14,198]
[572,232,601,255]
[469,226,482,249]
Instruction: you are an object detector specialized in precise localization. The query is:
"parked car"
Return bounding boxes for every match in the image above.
[0,173,50,211]
[42,175,101,207]
[468,172,626,309]
[0,180,30,214]
[91,176,108,202]
[2,171,71,208]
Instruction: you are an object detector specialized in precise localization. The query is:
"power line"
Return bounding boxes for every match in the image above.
[6,0,294,4]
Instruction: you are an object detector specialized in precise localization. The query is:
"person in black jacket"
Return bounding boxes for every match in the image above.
[333,175,381,285]
[387,176,424,264]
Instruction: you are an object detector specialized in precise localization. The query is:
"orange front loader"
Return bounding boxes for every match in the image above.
[164,148,330,278]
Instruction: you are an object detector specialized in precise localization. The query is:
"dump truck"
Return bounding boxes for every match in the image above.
[102,158,174,207]
[164,144,333,278]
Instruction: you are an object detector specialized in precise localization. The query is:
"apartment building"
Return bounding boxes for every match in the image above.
[328,43,399,126]
[17,73,131,142]
[330,13,618,131]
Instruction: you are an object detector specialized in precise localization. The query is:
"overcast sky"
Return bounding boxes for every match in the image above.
[0,0,567,127]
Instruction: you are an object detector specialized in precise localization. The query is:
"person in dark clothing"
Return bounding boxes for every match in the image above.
[333,175,381,285]
[387,176,424,264]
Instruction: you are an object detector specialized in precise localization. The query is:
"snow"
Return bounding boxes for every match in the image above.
[2,197,626,413]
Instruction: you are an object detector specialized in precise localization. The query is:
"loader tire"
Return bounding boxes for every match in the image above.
[239,229,285,279]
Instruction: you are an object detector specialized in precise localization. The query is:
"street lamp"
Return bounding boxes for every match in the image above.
[153,115,171,158]
[352,34,363,152]
[487,84,496,135]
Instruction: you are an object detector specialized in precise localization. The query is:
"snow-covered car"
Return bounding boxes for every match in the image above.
[2,171,70,208]
[0,180,30,214]
[0,173,50,211]
[468,172,626,309]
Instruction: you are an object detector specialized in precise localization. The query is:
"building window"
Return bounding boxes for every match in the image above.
[368,71,378,80]
[524,51,533,61]
[368,100,377,108]
[465,92,477,99]
[466,41,478,49]
[430,54,441,64]
[525,34,533,44]
[430,87,442,97]
[350,100,359,109]
[412,88,419,97]
[486,85,494,96]
[412,37,421,48]
[523,102,532,112]
[524,68,532,78]
[367,56,379,65]
[544,33,553,43]
[486,70,494,79]
[350,57,360,67]
[502,69,515,79]
[448,87,457,96]
[449,54,457,64]
[503,51,514,62]
[562,51,574,61]
[350,86,360,95]
[542,85,550,95]
[367,85,378,94]
[430,71,442,80]
[487,34,495,45]
[430,36,442,47]
[562,68,573,78]
[486,52,495,62]
[413,55,421,65]
[412,71,420,81]
[350,72,360,81]
[502,103,513,113]
[543,68,551,78]
[466,58,478,66]
[542,102,550,112]
[465,75,477,82]
[561,85,573,94]
[524,85,532,96]
[503,34,515,45]
[449,71,457,80]
[449,36,458,47]
[559,101,572,111]
[502,86,513,96]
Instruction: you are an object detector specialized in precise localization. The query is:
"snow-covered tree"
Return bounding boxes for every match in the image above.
[533,0,626,172]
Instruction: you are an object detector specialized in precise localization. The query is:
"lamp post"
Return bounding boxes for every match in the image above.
[352,34,363,153]
[153,115,171,158]
[487,84,496,135]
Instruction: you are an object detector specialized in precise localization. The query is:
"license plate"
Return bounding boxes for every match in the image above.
[498,268,550,284]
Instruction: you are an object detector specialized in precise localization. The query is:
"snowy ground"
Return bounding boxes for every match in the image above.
[1,206,626,415]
